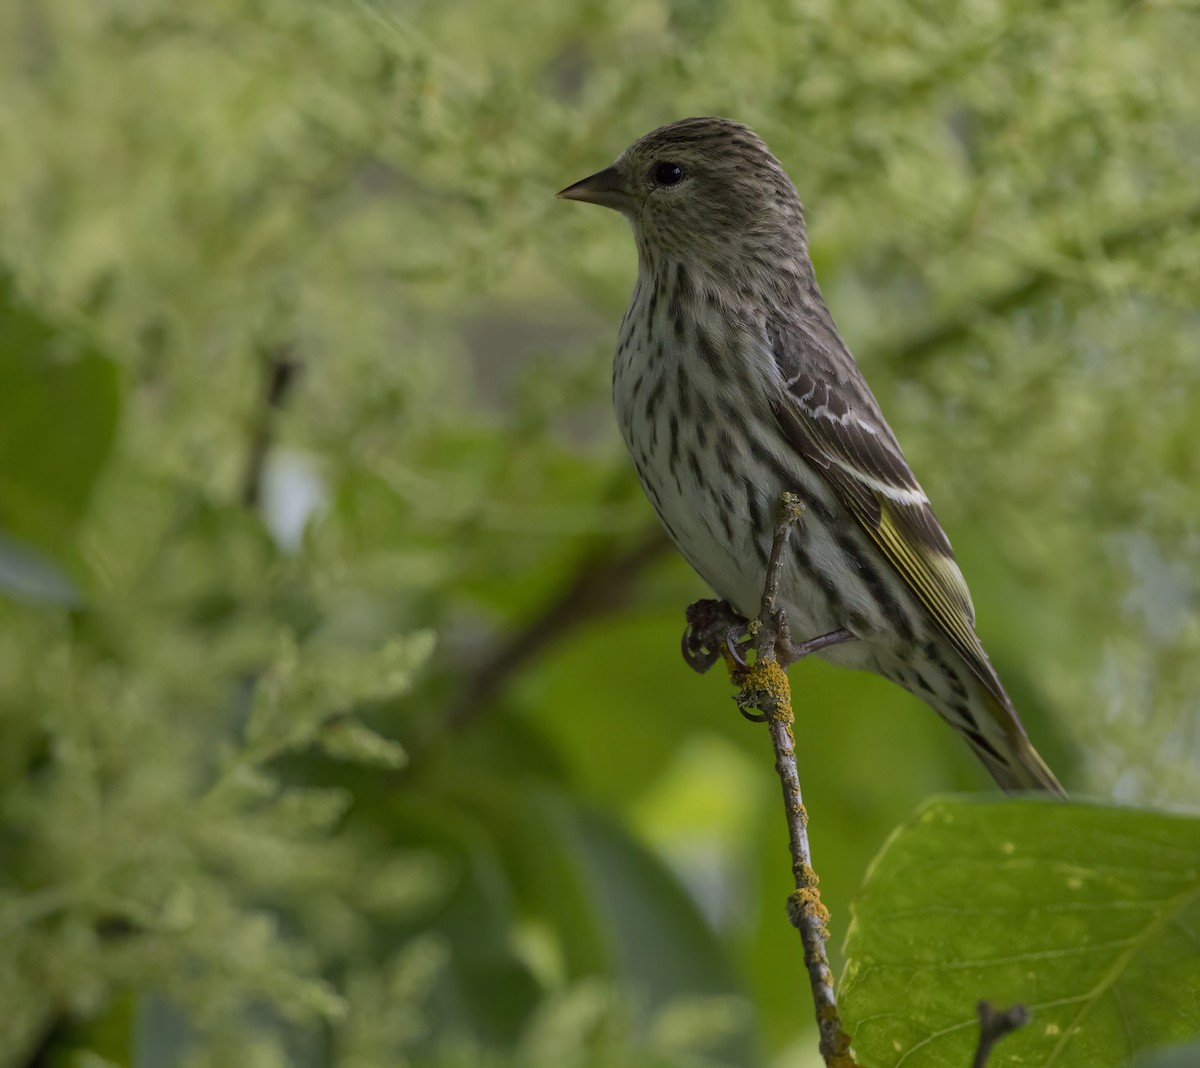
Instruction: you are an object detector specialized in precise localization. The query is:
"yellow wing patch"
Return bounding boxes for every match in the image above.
[876,504,975,643]
[867,500,1005,707]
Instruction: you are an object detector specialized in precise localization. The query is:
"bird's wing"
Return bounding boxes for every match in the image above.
[765,315,1011,708]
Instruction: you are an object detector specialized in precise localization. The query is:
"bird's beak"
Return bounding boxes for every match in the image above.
[556,165,632,212]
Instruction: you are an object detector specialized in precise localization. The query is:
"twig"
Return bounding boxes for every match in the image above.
[873,199,1200,370]
[396,524,670,780]
[445,526,669,734]
[728,493,858,1068]
[972,1001,1028,1068]
[241,343,301,509]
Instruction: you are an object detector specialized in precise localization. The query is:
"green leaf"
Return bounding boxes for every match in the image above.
[470,785,762,1067]
[373,783,761,1065]
[371,793,545,1049]
[841,798,1200,1068]
[0,274,120,559]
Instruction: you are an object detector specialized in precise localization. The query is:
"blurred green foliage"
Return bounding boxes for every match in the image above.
[0,0,1198,1066]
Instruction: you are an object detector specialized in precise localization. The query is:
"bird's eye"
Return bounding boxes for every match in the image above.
[652,161,684,187]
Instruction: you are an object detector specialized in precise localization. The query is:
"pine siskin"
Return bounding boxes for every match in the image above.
[559,116,1064,795]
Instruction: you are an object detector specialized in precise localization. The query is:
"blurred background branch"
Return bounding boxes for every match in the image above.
[241,343,302,509]
[445,525,669,735]
[877,198,1200,369]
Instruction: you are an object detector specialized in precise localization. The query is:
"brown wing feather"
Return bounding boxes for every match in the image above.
[766,316,1016,708]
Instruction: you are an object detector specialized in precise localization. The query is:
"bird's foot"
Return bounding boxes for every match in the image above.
[775,622,858,667]
[682,599,753,674]
[733,620,858,723]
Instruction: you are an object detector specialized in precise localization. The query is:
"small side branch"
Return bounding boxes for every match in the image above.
[972,1001,1028,1068]
[241,343,301,509]
[397,525,671,782]
[873,199,1200,371]
[727,493,857,1068]
[445,526,669,735]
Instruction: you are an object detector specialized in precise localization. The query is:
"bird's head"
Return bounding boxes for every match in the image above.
[557,117,807,273]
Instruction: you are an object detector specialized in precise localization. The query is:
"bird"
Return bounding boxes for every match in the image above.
[557,116,1064,795]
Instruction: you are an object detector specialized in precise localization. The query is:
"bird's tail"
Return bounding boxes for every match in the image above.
[960,684,1066,797]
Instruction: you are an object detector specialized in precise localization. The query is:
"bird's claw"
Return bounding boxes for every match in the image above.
[681,599,752,675]
[737,702,769,723]
[725,630,749,669]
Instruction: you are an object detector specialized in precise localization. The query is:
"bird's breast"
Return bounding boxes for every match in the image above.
[612,288,792,615]
[610,283,906,657]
